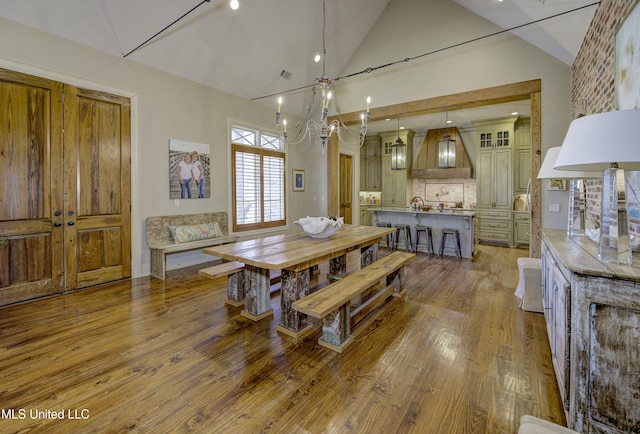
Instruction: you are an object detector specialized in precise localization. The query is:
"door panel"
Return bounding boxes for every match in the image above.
[0,70,64,305]
[339,154,352,224]
[64,85,131,290]
[0,70,131,305]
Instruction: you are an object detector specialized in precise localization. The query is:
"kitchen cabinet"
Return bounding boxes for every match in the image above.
[477,209,512,245]
[474,117,524,246]
[475,117,516,150]
[541,243,570,412]
[360,135,382,191]
[513,211,530,246]
[380,129,414,208]
[514,117,531,194]
[542,230,640,433]
[476,147,512,245]
[359,207,372,226]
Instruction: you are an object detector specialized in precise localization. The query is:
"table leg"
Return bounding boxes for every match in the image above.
[328,254,347,282]
[277,268,314,338]
[360,243,379,267]
[241,265,273,321]
[224,271,245,307]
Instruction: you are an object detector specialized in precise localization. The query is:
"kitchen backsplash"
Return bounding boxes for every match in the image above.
[359,191,381,205]
[412,179,476,208]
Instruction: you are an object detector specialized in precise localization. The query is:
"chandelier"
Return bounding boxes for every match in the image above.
[275,0,370,152]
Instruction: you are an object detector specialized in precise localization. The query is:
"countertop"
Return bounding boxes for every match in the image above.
[368,207,477,217]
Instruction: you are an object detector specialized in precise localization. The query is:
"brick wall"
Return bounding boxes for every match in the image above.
[571,0,637,224]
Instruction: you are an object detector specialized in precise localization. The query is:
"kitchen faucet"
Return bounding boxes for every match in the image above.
[410,196,424,210]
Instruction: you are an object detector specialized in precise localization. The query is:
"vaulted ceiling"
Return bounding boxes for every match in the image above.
[0,0,597,130]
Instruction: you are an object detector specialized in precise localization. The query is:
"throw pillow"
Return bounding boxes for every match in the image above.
[169,222,224,243]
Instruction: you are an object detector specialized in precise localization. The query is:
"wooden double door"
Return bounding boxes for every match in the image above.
[0,69,131,306]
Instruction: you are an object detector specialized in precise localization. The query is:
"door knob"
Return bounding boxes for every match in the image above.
[54,211,62,217]
[54,222,62,227]
[67,221,75,226]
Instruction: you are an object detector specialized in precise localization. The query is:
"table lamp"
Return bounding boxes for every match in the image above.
[554,110,640,264]
[537,146,599,237]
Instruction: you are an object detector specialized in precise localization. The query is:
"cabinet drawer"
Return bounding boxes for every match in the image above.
[479,209,511,220]
[479,220,512,231]
[514,212,530,222]
[479,230,512,242]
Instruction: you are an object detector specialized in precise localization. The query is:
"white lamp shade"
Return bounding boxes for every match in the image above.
[554,110,640,171]
[537,147,600,179]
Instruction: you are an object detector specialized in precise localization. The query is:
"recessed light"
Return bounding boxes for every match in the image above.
[512,112,519,115]
[314,54,321,63]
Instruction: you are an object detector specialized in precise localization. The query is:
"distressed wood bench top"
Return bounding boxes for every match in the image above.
[292,251,415,318]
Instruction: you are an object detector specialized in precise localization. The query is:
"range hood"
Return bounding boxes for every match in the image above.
[412,127,473,179]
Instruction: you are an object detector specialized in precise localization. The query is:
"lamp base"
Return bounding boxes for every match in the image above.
[567,178,586,237]
[598,166,632,265]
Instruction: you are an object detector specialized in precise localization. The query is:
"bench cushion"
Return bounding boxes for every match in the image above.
[169,221,224,243]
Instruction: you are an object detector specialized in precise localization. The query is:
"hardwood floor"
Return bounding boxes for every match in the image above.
[0,244,564,433]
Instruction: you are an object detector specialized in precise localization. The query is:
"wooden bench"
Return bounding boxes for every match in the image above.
[199,261,246,307]
[199,261,282,308]
[292,251,415,353]
[146,212,237,280]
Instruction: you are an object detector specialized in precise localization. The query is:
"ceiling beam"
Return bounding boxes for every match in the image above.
[330,79,541,125]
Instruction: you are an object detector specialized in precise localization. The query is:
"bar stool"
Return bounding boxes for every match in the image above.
[375,222,394,249]
[439,228,462,260]
[414,225,434,256]
[393,223,413,252]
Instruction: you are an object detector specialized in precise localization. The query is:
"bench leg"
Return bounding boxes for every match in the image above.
[388,266,406,299]
[277,269,314,338]
[224,271,245,307]
[318,304,353,353]
[150,249,166,280]
[241,265,273,321]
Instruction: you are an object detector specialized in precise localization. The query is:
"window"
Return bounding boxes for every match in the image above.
[232,126,286,232]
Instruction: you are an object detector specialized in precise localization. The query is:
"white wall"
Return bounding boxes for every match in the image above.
[0,17,322,277]
[0,0,575,279]
[335,0,573,229]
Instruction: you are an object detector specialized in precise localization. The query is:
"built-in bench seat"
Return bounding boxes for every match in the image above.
[292,251,415,353]
[146,212,237,280]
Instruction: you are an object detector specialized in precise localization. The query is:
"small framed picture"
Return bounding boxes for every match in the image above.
[547,179,566,191]
[292,169,305,192]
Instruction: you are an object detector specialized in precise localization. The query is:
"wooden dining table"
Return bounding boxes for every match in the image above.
[203,224,395,338]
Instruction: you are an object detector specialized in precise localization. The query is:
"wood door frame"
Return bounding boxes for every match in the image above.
[328,79,542,257]
[339,152,355,224]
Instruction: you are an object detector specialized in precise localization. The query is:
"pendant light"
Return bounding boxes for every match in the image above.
[391,118,407,170]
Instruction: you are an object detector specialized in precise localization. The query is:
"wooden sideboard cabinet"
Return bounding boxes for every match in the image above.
[541,230,640,433]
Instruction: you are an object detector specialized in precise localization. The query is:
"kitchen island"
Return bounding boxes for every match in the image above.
[370,208,477,258]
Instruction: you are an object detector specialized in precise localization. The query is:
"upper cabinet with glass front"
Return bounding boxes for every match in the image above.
[475,116,518,150]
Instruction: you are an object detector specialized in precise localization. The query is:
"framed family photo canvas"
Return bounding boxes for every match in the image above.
[169,139,211,199]
[615,0,640,110]
[292,169,305,192]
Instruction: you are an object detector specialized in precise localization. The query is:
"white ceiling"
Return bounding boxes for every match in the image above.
[0,0,597,133]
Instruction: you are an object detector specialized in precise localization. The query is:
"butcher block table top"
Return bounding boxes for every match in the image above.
[203,224,395,272]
